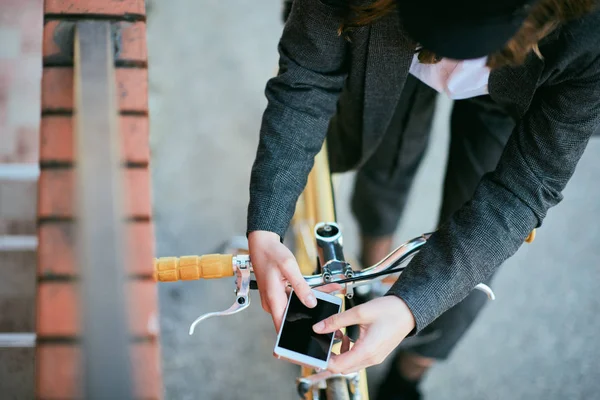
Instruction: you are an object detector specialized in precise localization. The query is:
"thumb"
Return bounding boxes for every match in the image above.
[313,307,363,334]
[274,249,317,309]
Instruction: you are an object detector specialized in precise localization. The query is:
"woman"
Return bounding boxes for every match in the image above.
[248,0,600,398]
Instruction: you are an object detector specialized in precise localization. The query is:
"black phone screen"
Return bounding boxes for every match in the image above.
[278,292,341,361]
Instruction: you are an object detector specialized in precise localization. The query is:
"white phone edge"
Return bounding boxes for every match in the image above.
[273,289,343,369]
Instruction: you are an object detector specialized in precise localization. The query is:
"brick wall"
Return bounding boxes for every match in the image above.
[35,0,162,398]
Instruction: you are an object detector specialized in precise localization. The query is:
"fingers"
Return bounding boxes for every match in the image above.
[256,266,289,331]
[340,334,351,354]
[321,297,412,375]
[257,276,273,314]
[328,340,372,375]
[259,295,271,315]
[265,283,289,332]
[249,230,288,321]
[315,283,343,294]
[248,232,316,332]
[313,306,370,334]
[279,256,317,308]
[301,370,335,383]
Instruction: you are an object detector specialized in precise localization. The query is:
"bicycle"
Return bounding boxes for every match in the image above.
[153,142,533,399]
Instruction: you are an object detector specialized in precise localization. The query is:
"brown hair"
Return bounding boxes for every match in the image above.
[339,0,597,69]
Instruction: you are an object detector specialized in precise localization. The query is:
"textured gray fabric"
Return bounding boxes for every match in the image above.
[351,75,437,237]
[400,97,515,358]
[248,0,600,332]
[248,0,348,236]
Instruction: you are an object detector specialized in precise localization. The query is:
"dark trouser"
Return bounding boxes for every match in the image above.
[282,0,293,22]
[351,75,515,359]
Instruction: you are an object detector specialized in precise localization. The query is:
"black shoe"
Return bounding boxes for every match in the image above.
[375,359,422,400]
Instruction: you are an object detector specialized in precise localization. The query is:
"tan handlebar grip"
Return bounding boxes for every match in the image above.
[153,254,234,282]
[525,229,536,243]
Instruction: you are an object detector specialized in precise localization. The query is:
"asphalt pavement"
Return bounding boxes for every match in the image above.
[147,1,600,398]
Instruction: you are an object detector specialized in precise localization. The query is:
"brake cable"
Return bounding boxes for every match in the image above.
[248,263,409,290]
[311,264,408,288]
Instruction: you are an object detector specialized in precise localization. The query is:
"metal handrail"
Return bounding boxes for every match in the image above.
[74,21,134,400]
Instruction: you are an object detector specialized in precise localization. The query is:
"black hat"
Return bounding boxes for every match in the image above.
[397,0,539,60]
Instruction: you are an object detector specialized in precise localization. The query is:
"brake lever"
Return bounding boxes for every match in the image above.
[188,256,252,335]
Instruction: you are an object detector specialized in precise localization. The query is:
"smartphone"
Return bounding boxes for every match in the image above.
[273,289,343,370]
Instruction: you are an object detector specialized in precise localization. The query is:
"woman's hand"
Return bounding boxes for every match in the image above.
[248,230,317,331]
[313,296,416,374]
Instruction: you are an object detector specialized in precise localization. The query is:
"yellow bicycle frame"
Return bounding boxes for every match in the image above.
[292,141,370,400]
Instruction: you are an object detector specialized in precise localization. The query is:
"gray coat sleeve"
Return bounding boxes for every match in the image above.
[247,0,349,238]
[389,56,600,333]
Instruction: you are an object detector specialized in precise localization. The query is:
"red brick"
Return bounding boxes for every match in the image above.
[120,116,150,164]
[126,221,155,276]
[41,68,72,111]
[36,281,157,337]
[124,168,152,218]
[38,221,154,277]
[36,344,81,399]
[37,222,75,276]
[116,68,148,112]
[132,341,163,399]
[40,115,149,164]
[42,20,68,62]
[36,282,79,337]
[45,0,145,16]
[38,169,151,218]
[119,22,148,63]
[40,116,72,162]
[43,21,147,64]
[38,169,72,218]
[36,342,162,399]
[41,68,148,112]
[128,280,159,337]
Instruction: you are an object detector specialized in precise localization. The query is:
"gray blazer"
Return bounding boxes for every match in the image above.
[248,0,600,332]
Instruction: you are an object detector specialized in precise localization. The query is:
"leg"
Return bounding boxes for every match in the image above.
[282,0,293,23]
[351,76,437,267]
[377,97,514,400]
[404,96,516,362]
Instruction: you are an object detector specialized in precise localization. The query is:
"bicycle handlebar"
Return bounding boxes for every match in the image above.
[152,230,500,333]
[153,254,234,282]
[152,234,428,289]
[153,228,536,286]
